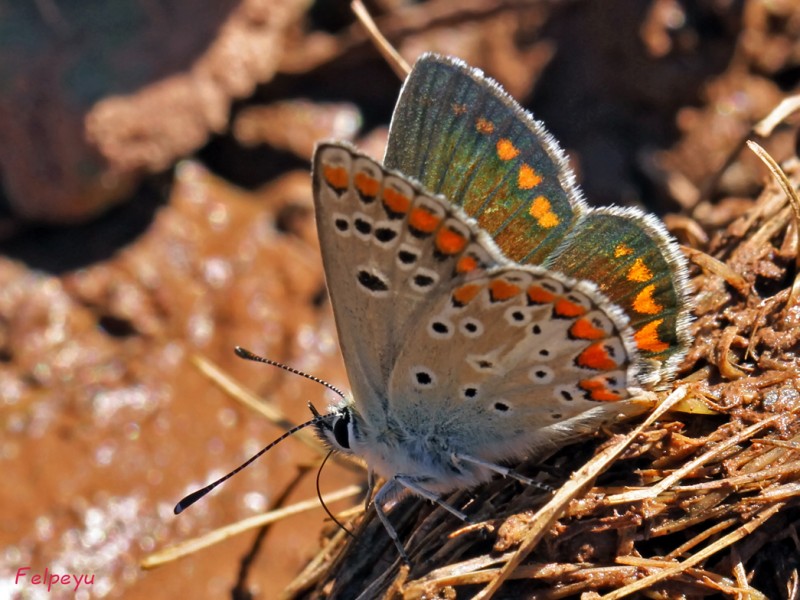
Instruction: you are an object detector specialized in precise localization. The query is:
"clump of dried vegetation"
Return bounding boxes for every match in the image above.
[103,1,800,597]
[283,13,800,598]
[287,135,800,598]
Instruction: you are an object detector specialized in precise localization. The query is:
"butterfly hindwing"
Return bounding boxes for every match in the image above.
[386,265,645,463]
[543,208,692,385]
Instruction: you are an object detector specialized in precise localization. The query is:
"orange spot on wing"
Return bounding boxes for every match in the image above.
[456,255,479,274]
[614,244,633,257]
[576,343,619,371]
[496,138,520,161]
[579,378,623,402]
[409,207,441,233]
[323,165,348,190]
[489,279,522,301]
[382,188,411,215]
[627,258,653,282]
[476,118,495,134]
[436,227,468,255]
[555,298,588,318]
[452,103,468,115]
[529,197,550,218]
[354,172,379,198]
[634,319,669,352]
[527,285,556,304]
[633,284,663,315]
[570,318,606,340]
[452,283,481,306]
[518,164,543,190]
[529,196,559,228]
[539,213,560,228]
[594,389,622,401]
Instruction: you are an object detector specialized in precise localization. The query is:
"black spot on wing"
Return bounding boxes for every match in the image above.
[357,270,389,292]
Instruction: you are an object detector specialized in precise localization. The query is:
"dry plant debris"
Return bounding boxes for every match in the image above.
[286,145,800,598]
[280,2,800,598]
[4,0,800,598]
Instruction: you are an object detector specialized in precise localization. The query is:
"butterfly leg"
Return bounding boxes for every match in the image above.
[365,469,376,513]
[394,475,472,523]
[372,480,411,564]
[371,475,474,562]
[453,453,553,492]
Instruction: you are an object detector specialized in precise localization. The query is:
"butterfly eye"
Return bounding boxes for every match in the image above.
[332,414,351,450]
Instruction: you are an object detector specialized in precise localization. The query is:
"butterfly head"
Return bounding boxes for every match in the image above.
[314,402,360,456]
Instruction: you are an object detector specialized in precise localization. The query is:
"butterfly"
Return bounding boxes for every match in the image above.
[310,53,691,561]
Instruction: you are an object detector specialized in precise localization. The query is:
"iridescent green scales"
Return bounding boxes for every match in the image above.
[385,55,584,265]
[385,54,691,386]
[543,209,690,384]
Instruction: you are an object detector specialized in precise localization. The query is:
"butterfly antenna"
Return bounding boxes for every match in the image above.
[316,450,356,539]
[174,410,331,514]
[235,346,346,399]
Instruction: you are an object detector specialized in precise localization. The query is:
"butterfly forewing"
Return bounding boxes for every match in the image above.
[385,54,587,264]
[313,142,509,422]
[386,54,691,387]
